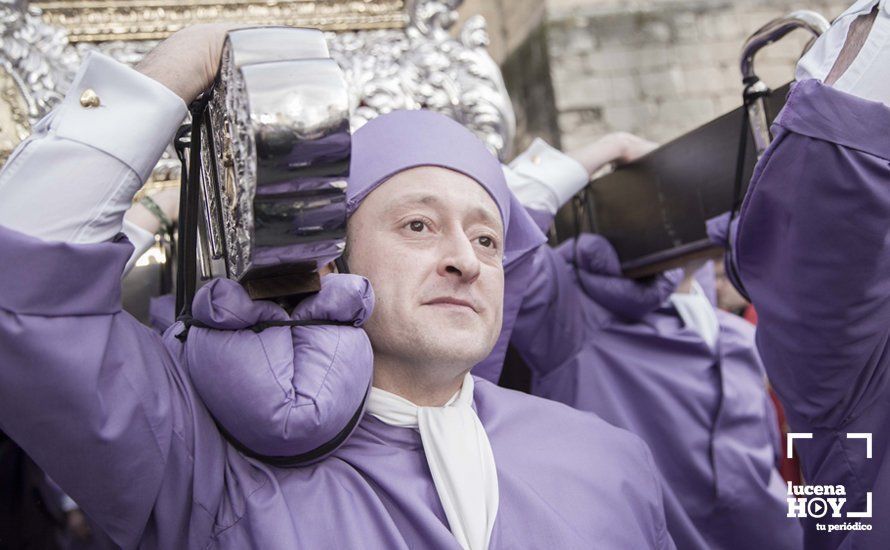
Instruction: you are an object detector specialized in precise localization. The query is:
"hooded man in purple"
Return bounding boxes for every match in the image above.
[0,25,671,549]
[511,243,799,550]
[497,139,802,549]
[710,2,890,548]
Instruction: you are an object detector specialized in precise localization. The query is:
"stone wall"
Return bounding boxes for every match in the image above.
[459,0,547,64]
[459,0,559,153]
[545,0,853,151]
[500,24,563,153]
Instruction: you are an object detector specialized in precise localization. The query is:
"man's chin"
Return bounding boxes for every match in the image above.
[414,329,495,366]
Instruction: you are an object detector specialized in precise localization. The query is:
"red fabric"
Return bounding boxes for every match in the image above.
[743,304,758,325]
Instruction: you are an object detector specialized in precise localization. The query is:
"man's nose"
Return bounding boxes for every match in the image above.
[438,232,481,283]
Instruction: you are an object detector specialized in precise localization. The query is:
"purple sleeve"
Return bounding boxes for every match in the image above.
[523,206,554,235]
[509,242,590,375]
[735,80,890,427]
[509,207,676,376]
[508,207,590,376]
[148,294,176,334]
[0,226,221,548]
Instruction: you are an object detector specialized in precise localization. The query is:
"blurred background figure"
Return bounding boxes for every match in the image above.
[1,431,115,549]
[714,258,751,316]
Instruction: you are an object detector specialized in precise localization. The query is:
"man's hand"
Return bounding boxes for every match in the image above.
[66,509,92,540]
[124,186,180,235]
[557,234,681,321]
[136,24,241,104]
[568,132,658,176]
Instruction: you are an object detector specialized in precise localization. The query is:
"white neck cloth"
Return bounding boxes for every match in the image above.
[367,373,499,550]
[670,280,720,352]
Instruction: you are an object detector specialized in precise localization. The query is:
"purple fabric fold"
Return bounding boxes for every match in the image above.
[0,226,673,548]
[0,225,129,316]
[508,236,797,549]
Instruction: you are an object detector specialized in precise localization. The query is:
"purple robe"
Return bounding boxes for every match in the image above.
[508,236,801,549]
[729,79,890,549]
[0,225,672,549]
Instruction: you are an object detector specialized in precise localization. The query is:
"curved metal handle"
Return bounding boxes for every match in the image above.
[739,10,830,158]
[740,10,830,81]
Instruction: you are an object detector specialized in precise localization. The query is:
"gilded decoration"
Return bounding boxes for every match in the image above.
[0,67,30,164]
[33,0,408,43]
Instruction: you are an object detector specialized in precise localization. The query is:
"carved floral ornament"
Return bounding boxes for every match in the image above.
[0,0,515,180]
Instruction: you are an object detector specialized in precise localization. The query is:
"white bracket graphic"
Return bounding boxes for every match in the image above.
[847,433,873,459]
[785,432,873,518]
[847,492,873,518]
[787,432,813,459]
[846,433,873,518]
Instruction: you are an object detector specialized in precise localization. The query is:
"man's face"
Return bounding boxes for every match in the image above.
[346,166,505,370]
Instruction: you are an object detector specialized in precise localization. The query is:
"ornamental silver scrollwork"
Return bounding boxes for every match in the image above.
[329,0,516,159]
[0,0,515,172]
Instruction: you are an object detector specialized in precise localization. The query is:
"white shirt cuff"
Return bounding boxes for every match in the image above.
[53,50,187,182]
[505,138,589,214]
[122,219,157,276]
[0,51,187,243]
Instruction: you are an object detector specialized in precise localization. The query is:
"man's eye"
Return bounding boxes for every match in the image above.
[478,236,494,248]
[409,220,426,232]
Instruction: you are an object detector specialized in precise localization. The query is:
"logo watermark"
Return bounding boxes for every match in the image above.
[785,432,873,533]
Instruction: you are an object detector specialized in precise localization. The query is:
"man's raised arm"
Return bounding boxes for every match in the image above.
[504,135,678,375]
[0,26,231,547]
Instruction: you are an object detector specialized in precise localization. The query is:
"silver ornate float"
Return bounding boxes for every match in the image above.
[195,28,350,298]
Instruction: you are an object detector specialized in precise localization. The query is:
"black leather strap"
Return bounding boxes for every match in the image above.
[174,95,211,326]
[181,316,353,334]
[725,78,772,303]
[215,387,369,467]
